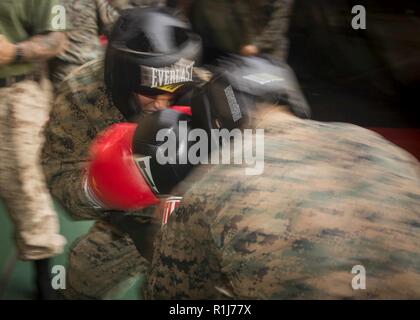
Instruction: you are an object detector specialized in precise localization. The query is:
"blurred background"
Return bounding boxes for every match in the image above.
[288,0,420,158]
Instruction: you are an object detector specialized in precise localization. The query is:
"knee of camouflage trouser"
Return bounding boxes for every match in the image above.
[64,220,148,299]
[61,280,98,300]
[63,237,95,299]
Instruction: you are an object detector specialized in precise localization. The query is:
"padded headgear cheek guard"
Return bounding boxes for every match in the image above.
[105,7,202,119]
[191,55,311,135]
[191,72,253,135]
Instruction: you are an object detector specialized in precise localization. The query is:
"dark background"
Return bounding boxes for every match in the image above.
[289,0,420,128]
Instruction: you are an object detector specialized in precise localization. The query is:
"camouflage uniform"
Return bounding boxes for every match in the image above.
[144,110,420,299]
[49,0,119,90]
[42,58,152,298]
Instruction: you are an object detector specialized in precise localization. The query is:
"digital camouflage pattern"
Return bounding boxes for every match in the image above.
[43,58,125,220]
[144,109,420,299]
[63,219,149,299]
[50,0,119,88]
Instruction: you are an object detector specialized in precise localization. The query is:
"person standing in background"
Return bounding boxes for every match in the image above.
[246,0,295,62]
[0,0,67,299]
[49,0,119,91]
[188,0,295,63]
[188,0,252,63]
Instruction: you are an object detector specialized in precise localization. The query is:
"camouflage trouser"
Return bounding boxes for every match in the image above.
[0,79,66,260]
[63,220,148,299]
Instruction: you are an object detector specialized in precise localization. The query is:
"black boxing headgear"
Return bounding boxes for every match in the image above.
[105,7,202,119]
[191,56,311,136]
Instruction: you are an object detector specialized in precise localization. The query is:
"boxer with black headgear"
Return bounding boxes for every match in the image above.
[191,55,311,148]
[105,7,202,119]
[142,56,420,301]
[41,7,205,300]
[85,7,202,212]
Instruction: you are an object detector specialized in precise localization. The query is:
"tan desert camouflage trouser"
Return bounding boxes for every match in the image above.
[63,220,148,300]
[0,79,66,260]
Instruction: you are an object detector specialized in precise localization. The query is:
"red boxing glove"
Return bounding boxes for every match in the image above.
[85,123,159,211]
[84,108,194,211]
[170,106,192,116]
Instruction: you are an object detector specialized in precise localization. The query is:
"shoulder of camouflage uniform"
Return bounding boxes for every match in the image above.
[56,58,107,104]
[306,119,420,179]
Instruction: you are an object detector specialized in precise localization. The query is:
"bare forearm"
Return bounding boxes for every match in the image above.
[17,32,67,62]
